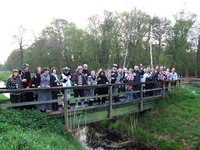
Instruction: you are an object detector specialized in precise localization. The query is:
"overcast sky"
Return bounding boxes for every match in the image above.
[0,0,199,64]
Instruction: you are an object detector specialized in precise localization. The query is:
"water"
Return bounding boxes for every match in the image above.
[73,124,138,150]
[0,81,10,98]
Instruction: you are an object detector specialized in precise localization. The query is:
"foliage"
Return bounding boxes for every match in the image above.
[3,9,199,76]
[0,71,11,82]
[0,109,83,150]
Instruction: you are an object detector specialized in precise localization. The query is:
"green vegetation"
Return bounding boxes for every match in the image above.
[100,86,200,149]
[0,94,7,100]
[3,9,199,76]
[0,71,10,83]
[0,109,83,150]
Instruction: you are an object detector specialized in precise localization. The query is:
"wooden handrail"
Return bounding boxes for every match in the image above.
[0,80,180,110]
[0,80,180,93]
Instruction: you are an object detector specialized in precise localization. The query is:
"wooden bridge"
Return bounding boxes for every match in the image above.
[0,80,180,129]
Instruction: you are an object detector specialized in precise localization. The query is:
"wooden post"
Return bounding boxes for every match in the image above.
[64,89,68,130]
[163,81,166,98]
[140,83,143,112]
[109,85,113,119]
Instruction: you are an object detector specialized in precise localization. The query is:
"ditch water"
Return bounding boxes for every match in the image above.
[72,123,144,150]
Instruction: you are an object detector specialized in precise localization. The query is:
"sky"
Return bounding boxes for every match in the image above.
[0,0,199,64]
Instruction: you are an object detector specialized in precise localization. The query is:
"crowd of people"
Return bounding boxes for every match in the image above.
[6,63,178,112]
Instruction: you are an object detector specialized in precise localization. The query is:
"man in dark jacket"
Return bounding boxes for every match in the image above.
[19,64,34,109]
[72,66,88,108]
[133,65,144,99]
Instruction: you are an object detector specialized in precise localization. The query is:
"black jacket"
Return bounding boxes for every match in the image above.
[50,74,59,87]
[32,73,41,88]
[97,76,109,85]
[133,70,144,82]
[6,76,23,89]
[19,70,31,88]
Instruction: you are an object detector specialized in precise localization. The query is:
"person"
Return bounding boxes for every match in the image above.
[82,64,90,78]
[157,66,166,95]
[152,69,160,95]
[60,67,72,108]
[125,68,134,101]
[72,66,87,108]
[82,64,90,101]
[133,65,144,99]
[118,68,124,93]
[19,64,34,109]
[36,67,53,112]
[170,68,178,86]
[50,67,60,111]
[32,67,42,101]
[165,68,171,92]
[6,69,23,105]
[87,71,97,106]
[107,64,120,102]
[145,68,154,97]
[97,69,109,104]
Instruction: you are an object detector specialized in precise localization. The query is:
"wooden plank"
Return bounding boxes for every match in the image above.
[163,81,166,98]
[140,85,143,111]
[109,85,113,119]
[0,80,180,94]
[63,89,68,130]
[66,99,158,126]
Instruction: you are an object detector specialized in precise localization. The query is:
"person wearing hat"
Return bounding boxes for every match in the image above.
[19,64,34,108]
[60,67,72,109]
[6,69,23,105]
[37,67,53,112]
[72,66,87,108]
[107,64,120,102]
[97,69,109,104]
[60,67,71,84]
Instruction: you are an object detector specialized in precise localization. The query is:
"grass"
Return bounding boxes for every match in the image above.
[100,86,200,150]
[0,109,83,150]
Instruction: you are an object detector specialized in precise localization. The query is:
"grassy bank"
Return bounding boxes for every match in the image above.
[0,109,83,150]
[100,86,200,150]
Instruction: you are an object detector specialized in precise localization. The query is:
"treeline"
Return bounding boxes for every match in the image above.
[4,9,200,76]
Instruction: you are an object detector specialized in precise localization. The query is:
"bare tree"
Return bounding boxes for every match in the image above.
[13,25,26,66]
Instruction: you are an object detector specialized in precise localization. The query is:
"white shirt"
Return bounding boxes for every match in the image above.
[170,72,178,80]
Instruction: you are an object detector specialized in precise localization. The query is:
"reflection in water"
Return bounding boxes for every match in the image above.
[0,81,10,98]
[73,124,136,150]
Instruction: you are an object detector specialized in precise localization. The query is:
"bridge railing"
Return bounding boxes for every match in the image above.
[0,80,180,129]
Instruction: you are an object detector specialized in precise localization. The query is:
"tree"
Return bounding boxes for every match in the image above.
[13,25,26,66]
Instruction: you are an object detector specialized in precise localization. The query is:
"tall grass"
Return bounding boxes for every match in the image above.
[100,86,200,150]
[0,109,83,150]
